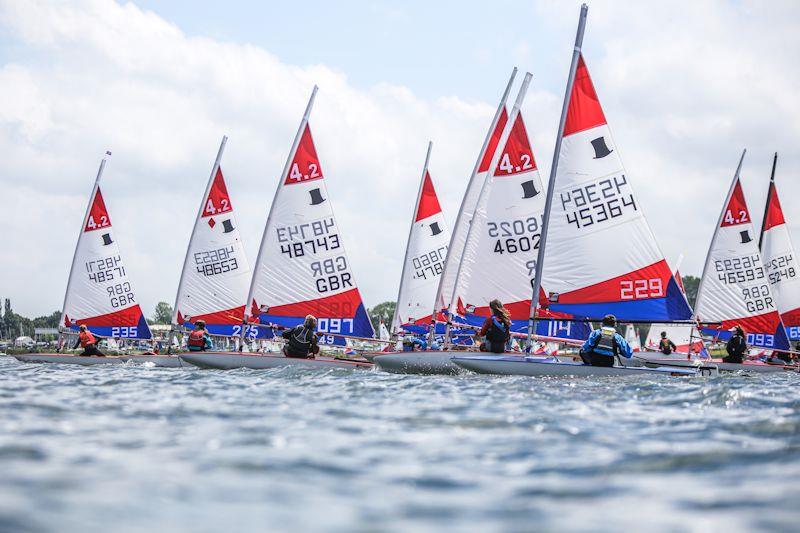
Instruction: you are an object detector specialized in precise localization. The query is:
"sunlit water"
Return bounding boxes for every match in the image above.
[1,356,798,532]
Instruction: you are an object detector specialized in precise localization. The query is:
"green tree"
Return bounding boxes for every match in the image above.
[681,275,700,309]
[152,301,174,325]
[368,301,395,334]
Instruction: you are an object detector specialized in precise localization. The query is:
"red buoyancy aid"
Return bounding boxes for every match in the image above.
[187,329,206,348]
[79,330,97,347]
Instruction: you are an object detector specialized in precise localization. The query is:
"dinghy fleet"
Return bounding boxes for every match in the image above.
[14,5,800,378]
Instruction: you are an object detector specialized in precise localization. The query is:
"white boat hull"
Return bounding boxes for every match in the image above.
[372,351,580,375]
[13,353,183,367]
[179,352,373,370]
[452,355,712,377]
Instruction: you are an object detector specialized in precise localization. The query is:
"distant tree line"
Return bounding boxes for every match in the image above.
[0,299,60,339]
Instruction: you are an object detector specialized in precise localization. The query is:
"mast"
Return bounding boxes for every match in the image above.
[758,152,778,250]
[429,68,517,345]
[525,4,589,350]
[58,151,111,349]
[444,71,533,345]
[241,86,318,349]
[167,136,228,353]
[393,141,433,336]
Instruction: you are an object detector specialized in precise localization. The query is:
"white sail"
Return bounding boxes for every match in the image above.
[171,137,252,337]
[391,143,451,334]
[244,87,374,345]
[61,152,151,339]
[759,154,800,342]
[433,68,517,322]
[624,324,641,351]
[694,151,789,350]
[540,55,690,322]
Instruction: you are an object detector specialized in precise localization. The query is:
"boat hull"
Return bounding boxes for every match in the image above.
[179,352,373,370]
[12,353,184,367]
[372,351,579,375]
[637,354,795,374]
[452,355,710,377]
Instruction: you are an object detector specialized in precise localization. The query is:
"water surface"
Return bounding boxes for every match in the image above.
[1,356,798,532]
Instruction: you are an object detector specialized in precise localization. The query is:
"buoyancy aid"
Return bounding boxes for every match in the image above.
[486,316,510,344]
[79,330,97,347]
[659,338,673,355]
[592,326,618,356]
[187,329,206,348]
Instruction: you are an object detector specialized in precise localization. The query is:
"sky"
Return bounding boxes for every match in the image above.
[1,0,800,318]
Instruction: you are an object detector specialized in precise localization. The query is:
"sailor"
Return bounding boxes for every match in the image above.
[580,314,633,367]
[281,314,320,359]
[402,335,427,352]
[187,320,213,352]
[73,324,104,356]
[658,331,677,355]
[723,325,747,364]
[476,299,511,354]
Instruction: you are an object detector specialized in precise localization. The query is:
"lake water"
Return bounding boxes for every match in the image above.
[1,355,798,532]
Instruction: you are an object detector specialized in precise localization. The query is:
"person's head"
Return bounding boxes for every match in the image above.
[660,331,667,338]
[730,325,744,337]
[602,314,617,328]
[304,314,317,329]
[79,324,87,332]
[194,320,206,330]
[489,299,511,325]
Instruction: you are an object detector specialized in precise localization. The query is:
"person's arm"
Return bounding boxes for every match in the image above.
[281,328,292,340]
[204,333,213,350]
[615,334,634,358]
[669,340,677,350]
[310,334,319,354]
[477,318,491,338]
[581,330,599,353]
[73,338,81,349]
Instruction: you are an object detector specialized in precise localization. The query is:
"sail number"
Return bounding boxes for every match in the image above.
[765,253,796,285]
[111,326,138,338]
[715,255,765,284]
[560,174,636,229]
[412,246,447,280]
[620,279,663,300]
[289,162,321,183]
[194,245,238,277]
[747,333,775,347]
[489,217,541,255]
[107,282,135,308]
[86,255,125,284]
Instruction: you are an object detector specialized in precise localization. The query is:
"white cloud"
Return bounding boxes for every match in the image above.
[1,0,799,320]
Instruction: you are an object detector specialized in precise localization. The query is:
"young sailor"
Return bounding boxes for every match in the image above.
[580,315,633,367]
[73,324,104,356]
[187,320,213,352]
[281,315,320,359]
[723,325,747,364]
[658,331,677,355]
[476,299,511,354]
[401,335,427,352]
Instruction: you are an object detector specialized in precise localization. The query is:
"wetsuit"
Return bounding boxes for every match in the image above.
[282,325,319,359]
[723,333,747,364]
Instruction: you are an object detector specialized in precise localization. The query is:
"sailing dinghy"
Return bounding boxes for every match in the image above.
[180,87,376,371]
[686,150,793,373]
[15,153,180,367]
[450,5,708,378]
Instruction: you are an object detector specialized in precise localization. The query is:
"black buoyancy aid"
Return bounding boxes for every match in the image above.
[187,330,206,348]
[592,327,618,356]
[287,326,314,356]
[659,338,672,354]
[486,316,510,344]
